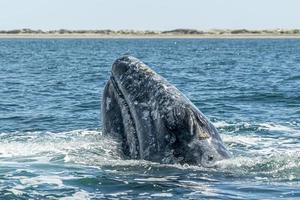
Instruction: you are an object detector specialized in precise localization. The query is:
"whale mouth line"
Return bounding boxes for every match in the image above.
[109,74,140,158]
[110,75,126,103]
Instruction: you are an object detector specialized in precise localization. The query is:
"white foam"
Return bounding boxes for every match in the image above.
[212,121,231,128]
[7,188,24,196]
[107,191,133,197]
[139,192,150,196]
[213,121,251,129]
[1,125,299,183]
[151,193,173,197]
[223,133,300,154]
[223,134,263,146]
[213,121,300,135]
[259,123,300,134]
[134,177,168,182]
[0,130,121,165]
[60,191,90,200]
[19,175,64,187]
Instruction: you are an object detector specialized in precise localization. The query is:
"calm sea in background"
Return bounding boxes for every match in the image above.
[0,39,299,199]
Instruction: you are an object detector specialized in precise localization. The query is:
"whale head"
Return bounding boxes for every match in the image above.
[102,56,230,167]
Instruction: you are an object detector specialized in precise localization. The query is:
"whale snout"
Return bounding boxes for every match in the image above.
[112,56,140,79]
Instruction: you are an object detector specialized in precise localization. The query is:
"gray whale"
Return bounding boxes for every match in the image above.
[102,56,230,167]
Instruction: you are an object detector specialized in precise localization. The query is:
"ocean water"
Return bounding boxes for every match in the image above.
[0,38,299,199]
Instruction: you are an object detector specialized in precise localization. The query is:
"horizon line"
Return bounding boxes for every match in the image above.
[1,28,300,31]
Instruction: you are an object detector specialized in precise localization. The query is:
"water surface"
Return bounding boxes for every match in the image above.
[0,39,299,199]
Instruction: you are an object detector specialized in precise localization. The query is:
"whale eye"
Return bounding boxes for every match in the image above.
[201,152,217,167]
[208,155,214,162]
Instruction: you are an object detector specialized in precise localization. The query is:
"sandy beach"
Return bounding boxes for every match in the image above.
[1,33,300,39]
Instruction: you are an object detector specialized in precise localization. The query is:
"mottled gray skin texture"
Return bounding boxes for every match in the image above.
[102,56,230,167]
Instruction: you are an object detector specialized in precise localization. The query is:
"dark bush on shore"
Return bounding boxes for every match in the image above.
[6,29,22,34]
[230,29,250,34]
[292,29,300,34]
[162,29,204,34]
[58,29,72,34]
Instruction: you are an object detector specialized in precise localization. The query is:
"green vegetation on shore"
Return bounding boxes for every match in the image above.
[1,28,300,36]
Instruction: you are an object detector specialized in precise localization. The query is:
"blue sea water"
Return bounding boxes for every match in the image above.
[0,38,299,199]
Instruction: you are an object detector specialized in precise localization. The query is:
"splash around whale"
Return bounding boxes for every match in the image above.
[102,56,230,167]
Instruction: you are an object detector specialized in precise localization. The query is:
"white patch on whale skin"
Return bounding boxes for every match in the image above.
[142,110,150,120]
[162,84,170,91]
[106,97,111,110]
[151,109,159,120]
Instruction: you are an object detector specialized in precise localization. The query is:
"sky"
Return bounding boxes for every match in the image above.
[0,0,300,30]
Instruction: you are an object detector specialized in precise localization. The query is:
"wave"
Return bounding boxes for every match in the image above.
[0,130,122,164]
[0,124,299,182]
[258,123,300,134]
[213,121,300,135]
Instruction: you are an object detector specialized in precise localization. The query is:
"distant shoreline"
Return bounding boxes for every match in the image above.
[1,34,300,39]
[1,28,300,39]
